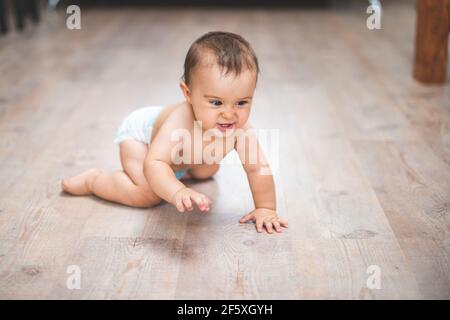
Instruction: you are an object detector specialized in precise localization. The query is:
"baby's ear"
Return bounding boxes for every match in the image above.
[179,81,191,102]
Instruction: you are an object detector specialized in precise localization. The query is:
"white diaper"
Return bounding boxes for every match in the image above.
[113,106,165,145]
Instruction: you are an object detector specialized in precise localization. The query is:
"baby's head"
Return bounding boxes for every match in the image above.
[180,31,260,135]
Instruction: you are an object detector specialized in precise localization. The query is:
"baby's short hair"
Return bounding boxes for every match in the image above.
[181,31,260,86]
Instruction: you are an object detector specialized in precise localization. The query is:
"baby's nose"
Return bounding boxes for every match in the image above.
[221,111,234,120]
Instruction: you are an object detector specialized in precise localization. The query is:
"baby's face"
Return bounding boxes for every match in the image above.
[180,61,257,136]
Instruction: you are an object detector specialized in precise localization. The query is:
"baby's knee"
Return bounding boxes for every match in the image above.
[130,195,161,208]
[129,185,162,208]
[190,164,220,180]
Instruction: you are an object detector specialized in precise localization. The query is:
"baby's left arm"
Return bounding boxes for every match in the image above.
[235,127,288,234]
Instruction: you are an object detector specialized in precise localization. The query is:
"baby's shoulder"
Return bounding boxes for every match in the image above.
[157,101,194,129]
[166,101,194,123]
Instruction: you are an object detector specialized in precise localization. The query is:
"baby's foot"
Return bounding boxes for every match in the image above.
[61,168,101,196]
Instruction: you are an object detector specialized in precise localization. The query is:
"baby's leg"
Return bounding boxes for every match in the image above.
[189,164,220,180]
[61,140,161,208]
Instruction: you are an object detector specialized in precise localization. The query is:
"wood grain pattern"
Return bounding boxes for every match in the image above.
[0,1,448,299]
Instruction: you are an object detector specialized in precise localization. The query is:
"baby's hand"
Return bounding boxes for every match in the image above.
[239,208,288,234]
[171,187,212,213]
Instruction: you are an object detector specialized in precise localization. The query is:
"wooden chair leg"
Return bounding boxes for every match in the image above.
[413,0,450,84]
[0,0,8,34]
[28,0,40,24]
[14,0,26,31]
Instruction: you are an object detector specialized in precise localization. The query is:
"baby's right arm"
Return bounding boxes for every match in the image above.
[143,109,211,212]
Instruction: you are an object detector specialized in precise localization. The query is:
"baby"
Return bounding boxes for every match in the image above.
[61,31,288,234]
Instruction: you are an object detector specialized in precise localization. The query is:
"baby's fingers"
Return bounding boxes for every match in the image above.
[264,220,274,234]
[278,219,289,228]
[175,199,185,213]
[272,220,282,233]
[182,196,193,211]
[239,213,254,223]
[256,219,264,233]
[201,195,211,211]
[191,194,209,212]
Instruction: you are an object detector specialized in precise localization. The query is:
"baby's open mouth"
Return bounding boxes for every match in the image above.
[217,122,235,132]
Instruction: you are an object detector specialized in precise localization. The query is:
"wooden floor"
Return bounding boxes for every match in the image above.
[0,1,449,299]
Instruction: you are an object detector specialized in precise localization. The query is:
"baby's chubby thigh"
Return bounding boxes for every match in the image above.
[189,163,220,180]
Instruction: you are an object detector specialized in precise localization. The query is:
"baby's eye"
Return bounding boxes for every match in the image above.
[209,100,222,107]
[236,101,248,107]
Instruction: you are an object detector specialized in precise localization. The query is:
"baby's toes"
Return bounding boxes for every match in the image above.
[61,168,99,196]
[61,177,83,195]
[61,178,69,192]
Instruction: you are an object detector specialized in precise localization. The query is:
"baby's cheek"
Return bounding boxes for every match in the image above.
[237,118,247,128]
[206,117,218,129]
[197,117,212,130]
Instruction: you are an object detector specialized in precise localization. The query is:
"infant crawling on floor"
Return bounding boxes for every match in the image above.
[61,31,288,234]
